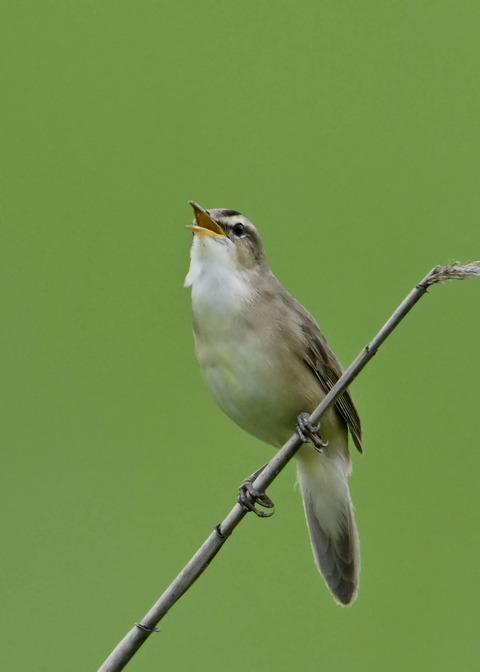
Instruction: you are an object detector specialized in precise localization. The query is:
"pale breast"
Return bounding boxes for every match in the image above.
[193,294,326,447]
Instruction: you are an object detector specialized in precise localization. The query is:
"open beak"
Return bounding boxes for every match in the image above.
[187,201,226,238]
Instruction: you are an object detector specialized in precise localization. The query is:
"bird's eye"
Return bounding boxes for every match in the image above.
[232,222,246,237]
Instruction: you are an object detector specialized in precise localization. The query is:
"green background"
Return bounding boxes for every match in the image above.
[2,2,480,670]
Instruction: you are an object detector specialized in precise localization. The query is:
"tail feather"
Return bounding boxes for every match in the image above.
[296,446,360,606]
[302,492,359,605]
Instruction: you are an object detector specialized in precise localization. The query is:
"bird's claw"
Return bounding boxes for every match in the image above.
[296,412,328,452]
[238,478,275,518]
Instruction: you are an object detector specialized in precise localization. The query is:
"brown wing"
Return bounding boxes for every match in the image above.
[300,320,363,454]
[257,279,363,453]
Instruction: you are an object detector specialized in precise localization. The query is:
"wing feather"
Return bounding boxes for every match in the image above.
[258,280,363,453]
[300,321,363,453]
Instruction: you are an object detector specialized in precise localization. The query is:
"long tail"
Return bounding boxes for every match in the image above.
[296,444,360,605]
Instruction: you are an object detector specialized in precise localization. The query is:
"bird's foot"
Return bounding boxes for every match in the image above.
[238,470,274,518]
[296,412,328,452]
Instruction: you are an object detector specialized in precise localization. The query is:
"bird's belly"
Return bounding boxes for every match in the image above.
[204,363,284,445]
[195,329,324,447]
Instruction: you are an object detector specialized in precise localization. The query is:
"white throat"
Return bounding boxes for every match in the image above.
[184,235,255,311]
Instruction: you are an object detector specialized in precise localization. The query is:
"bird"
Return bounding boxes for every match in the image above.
[184,201,362,605]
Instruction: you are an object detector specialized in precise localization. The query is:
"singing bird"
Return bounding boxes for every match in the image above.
[184,201,362,605]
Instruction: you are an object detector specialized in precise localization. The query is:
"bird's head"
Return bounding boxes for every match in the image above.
[186,201,268,279]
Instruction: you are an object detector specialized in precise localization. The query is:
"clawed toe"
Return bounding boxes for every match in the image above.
[238,479,274,518]
[296,412,328,452]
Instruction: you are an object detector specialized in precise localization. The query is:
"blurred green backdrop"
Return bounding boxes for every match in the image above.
[2,1,480,670]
